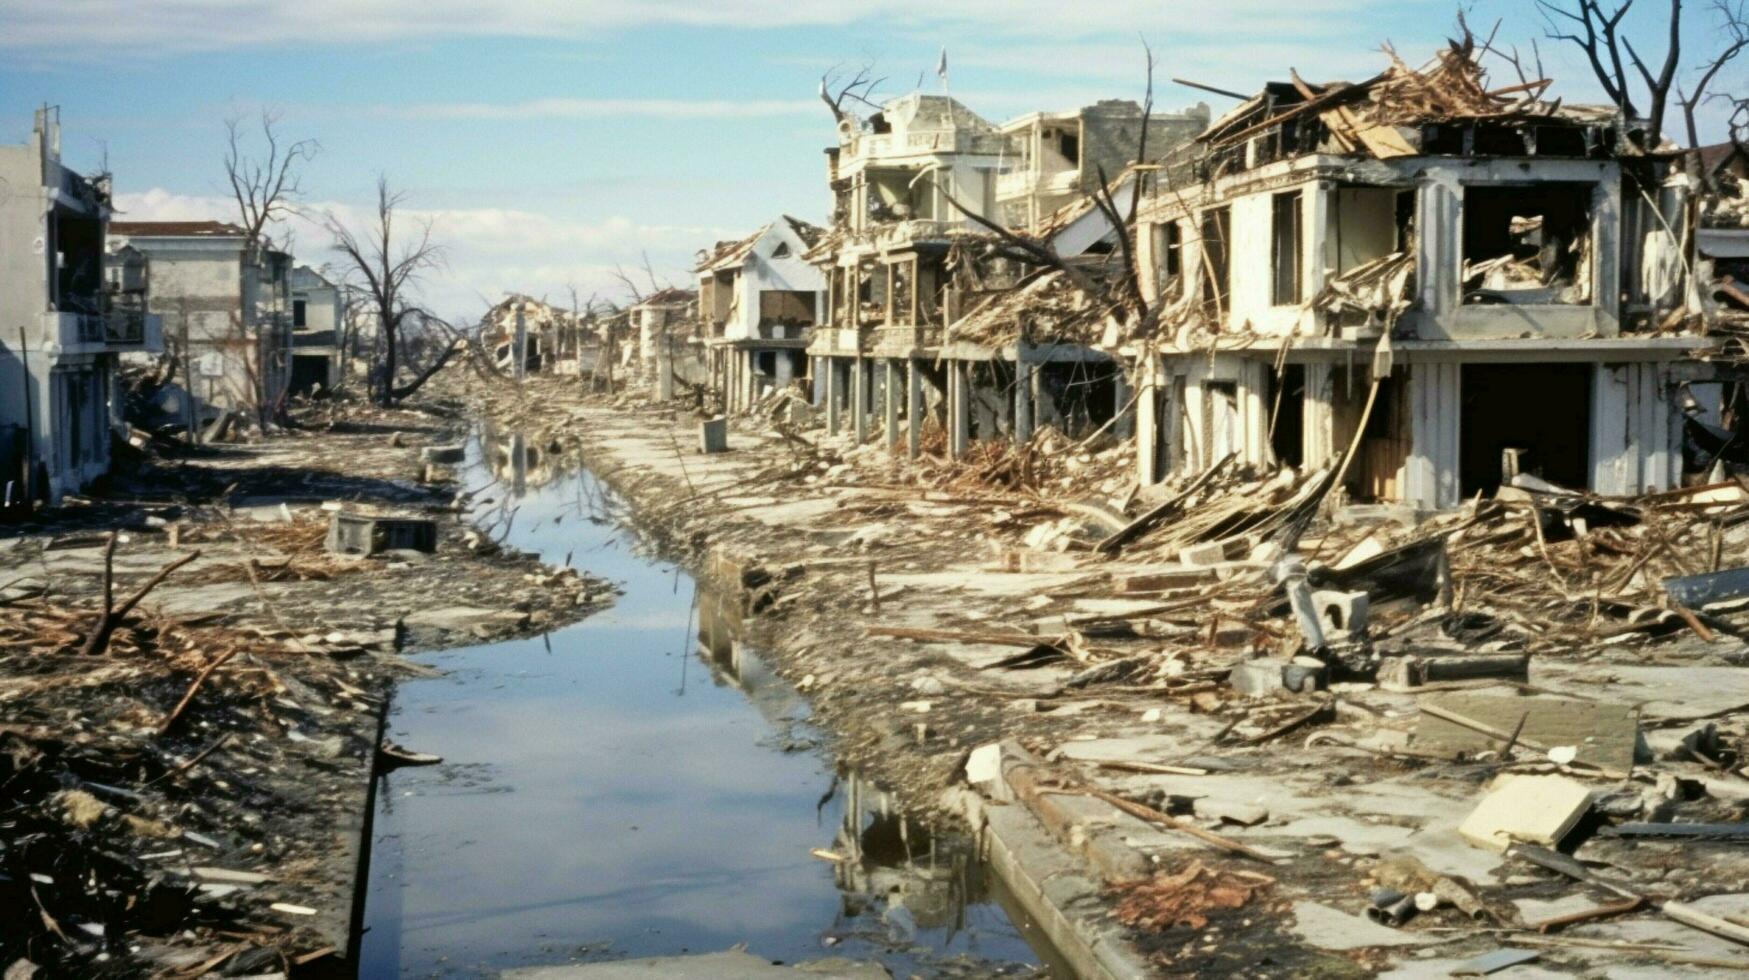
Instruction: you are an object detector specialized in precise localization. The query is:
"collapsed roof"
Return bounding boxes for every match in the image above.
[1196,37,1624,170]
[694,216,826,273]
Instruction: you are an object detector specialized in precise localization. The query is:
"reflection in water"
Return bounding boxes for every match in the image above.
[359,432,1051,978]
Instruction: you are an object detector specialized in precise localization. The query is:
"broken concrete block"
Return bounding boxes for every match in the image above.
[420,444,465,464]
[1459,774,1592,853]
[1310,589,1369,641]
[325,513,437,556]
[1192,799,1268,826]
[1179,540,1229,567]
[697,416,729,454]
[965,743,1004,795]
[1413,693,1640,773]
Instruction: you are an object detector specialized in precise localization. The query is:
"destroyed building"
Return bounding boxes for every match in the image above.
[799,93,1203,455]
[287,264,342,397]
[107,220,294,421]
[1128,42,1709,510]
[628,287,700,392]
[482,294,566,376]
[0,109,163,507]
[996,98,1210,234]
[696,215,825,412]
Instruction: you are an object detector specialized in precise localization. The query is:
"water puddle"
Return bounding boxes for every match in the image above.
[359,433,1059,977]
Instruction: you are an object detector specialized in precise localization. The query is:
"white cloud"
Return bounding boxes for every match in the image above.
[0,0,1390,51]
[113,187,724,318]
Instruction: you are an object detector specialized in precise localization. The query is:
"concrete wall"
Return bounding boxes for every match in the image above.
[725,223,825,341]
[1408,158,1622,341]
[123,240,293,415]
[1592,361,1680,495]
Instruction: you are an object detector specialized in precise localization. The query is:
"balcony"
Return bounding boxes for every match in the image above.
[41,310,163,354]
[105,311,164,351]
[44,311,105,351]
[293,328,338,349]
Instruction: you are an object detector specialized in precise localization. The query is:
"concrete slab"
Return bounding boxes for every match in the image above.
[1290,901,1435,950]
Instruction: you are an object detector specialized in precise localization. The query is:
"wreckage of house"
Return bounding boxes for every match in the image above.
[696,215,826,412]
[801,93,1206,455]
[288,264,342,397]
[1125,42,1714,511]
[1,109,163,508]
[107,219,295,420]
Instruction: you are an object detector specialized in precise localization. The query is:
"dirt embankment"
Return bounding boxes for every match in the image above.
[1,397,615,978]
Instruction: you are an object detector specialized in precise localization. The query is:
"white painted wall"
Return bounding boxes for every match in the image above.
[724,222,825,342]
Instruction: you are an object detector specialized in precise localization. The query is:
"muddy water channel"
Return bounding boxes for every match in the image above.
[359,434,1055,978]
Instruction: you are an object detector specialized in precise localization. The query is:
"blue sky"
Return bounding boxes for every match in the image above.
[1,0,1740,318]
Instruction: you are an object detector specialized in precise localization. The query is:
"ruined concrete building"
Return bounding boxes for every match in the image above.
[0,109,163,506]
[800,93,1204,453]
[107,220,293,420]
[997,99,1209,234]
[696,215,825,411]
[1127,42,1711,510]
[288,264,342,397]
[629,287,700,392]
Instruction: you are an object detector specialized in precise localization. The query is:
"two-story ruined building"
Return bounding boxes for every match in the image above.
[107,221,293,424]
[1,109,163,506]
[696,215,826,411]
[1130,43,1706,511]
[804,92,1206,455]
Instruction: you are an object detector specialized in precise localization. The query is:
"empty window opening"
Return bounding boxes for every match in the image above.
[1330,186,1415,273]
[293,299,308,328]
[1268,364,1305,468]
[1271,191,1303,306]
[1057,131,1079,166]
[1161,221,1182,277]
[1459,363,1591,497]
[1462,183,1594,305]
[1039,361,1119,439]
[758,290,815,330]
[1200,208,1232,311]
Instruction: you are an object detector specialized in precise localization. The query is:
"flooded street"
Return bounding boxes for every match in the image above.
[359,434,1054,978]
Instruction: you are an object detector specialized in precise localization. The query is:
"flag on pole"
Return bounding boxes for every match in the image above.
[937,47,949,91]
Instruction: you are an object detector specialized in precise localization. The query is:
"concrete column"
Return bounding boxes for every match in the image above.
[1302,362,1337,468]
[775,350,794,391]
[884,360,901,452]
[1134,358,1156,484]
[1406,360,1461,509]
[812,356,827,406]
[949,361,970,458]
[1014,358,1035,446]
[656,343,674,401]
[906,360,923,459]
[852,358,869,443]
[1113,365,1133,440]
[825,358,841,435]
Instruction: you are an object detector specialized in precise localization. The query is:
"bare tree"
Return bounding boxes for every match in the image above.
[818,63,886,125]
[1677,2,1749,184]
[930,38,1158,319]
[1540,1,1749,180]
[326,177,456,406]
[224,109,319,248]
